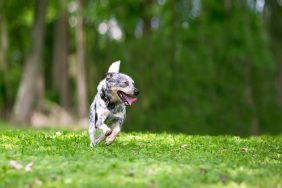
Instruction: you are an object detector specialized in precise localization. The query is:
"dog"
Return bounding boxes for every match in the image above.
[88,61,139,147]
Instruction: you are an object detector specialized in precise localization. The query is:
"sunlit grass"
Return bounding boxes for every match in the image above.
[0,128,281,188]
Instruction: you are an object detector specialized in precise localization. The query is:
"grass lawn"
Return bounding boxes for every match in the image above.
[0,125,281,188]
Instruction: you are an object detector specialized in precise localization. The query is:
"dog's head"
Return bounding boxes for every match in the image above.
[105,61,139,106]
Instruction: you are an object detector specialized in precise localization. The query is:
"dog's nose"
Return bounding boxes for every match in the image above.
[134,88,140,96]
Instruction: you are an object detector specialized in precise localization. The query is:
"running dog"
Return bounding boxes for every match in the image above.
[89,61,139,147]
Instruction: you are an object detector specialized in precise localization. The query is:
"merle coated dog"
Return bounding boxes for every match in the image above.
[89,61,139,147]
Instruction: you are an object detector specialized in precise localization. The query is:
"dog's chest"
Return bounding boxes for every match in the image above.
[105,103,126,125]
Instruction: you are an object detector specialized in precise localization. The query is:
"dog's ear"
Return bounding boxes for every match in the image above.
[106,72,114,81]
[108,60,120,73]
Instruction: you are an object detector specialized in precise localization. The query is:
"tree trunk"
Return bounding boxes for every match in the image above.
[0,16,8,70]
[76,0,88,118]
[52,0,70,110]
[141,0,153,36]
[0,16,8,118]
[264,0,282,106]
[277,50,282,105]
[224,0,232,13]
[12,0,47,123]
[245,64,259,135]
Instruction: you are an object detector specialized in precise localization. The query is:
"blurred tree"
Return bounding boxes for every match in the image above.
[224,0,232,12]
[141,0,153,36]
[265,0,282,106]
[52,0,70,110]
[76,0,88,118]
[0,0,34,118]
[12,0,47,123]
[0,11,8,118]
[0,0,281,134]
[0,16,8,70]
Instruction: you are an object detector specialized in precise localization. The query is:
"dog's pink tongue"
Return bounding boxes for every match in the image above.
[124,95,138,105]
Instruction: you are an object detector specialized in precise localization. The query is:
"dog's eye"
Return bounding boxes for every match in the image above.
[123,81,129,86]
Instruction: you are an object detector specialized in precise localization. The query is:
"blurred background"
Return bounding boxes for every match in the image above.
[0,0,281,135]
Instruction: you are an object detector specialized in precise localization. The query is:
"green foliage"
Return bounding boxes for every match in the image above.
[83,1,281,135]
[0,128,281,187]
[0,65,21,116]
[1,0,282,134]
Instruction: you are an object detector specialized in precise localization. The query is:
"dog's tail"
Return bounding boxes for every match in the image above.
[108,60,120,73]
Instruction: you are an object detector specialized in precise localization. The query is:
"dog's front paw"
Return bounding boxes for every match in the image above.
[105,136,115,145]
[105,129,112,136]
[90,142,96,148]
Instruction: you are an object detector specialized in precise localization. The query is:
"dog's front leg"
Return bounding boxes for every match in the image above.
[95,124,112,144]
[89,103,96,147]
[95,110,112,145]
[89,123,96,147]
[106,120,122,145]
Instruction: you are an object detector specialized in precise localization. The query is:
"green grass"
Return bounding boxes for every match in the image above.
[0,127,281,188]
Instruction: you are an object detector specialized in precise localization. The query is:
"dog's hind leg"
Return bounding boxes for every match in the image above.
[95,134,105,145]
[89,103,97,147]
[95,124,112,144]
[89,123,96,147]
[106,122,122,145]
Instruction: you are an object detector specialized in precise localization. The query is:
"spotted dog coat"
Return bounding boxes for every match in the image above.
[89,62,139,147]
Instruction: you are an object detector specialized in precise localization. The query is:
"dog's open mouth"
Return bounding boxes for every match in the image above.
[117,91,137,106]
